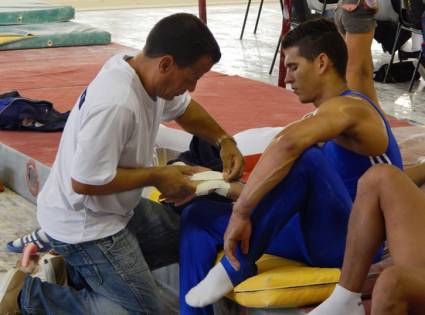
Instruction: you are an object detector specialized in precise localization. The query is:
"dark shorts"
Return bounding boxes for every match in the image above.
[335,2,376,34]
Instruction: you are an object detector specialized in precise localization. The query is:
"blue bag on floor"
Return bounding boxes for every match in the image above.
[0,90,69,131]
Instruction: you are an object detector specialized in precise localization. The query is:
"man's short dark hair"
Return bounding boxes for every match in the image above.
[144,13,221,67]
[282,18,347,79]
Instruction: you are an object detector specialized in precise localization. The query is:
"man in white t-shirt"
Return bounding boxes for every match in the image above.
[0,13,243,315]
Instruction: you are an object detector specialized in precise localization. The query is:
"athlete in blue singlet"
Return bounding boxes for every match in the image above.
[179,18,403,315]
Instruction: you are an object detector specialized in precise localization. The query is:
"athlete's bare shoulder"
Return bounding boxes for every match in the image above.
[316,95,375,119]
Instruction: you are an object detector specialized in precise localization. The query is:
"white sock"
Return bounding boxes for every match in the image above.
[185,262,234,307]
[309,284,365,315]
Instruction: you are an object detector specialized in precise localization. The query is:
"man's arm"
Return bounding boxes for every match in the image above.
[175,99,244,181]
[175,99,227,145]
[72,164,196,200]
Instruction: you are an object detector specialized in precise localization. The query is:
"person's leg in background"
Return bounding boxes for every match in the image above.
[335,3,379,106]
[128,198,180,272]
[310,165,425,315]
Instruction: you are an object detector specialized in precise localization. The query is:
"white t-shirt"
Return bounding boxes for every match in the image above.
[37,53,191,244]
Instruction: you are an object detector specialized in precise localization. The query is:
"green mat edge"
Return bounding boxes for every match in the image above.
[0,30,111,50]
[0,6,75,25]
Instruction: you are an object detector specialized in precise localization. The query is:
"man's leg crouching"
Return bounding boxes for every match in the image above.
[18,225,164,314]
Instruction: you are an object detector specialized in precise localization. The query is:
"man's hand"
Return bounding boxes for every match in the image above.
[220,138,244,182]
[155,165,197,202]
[223,210,252,271]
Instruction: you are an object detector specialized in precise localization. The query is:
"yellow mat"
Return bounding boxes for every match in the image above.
[0,34,32,45]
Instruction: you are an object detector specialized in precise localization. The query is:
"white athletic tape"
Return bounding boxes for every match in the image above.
[215,187,230,197]
[190,171,224,181]
[195,180,230,196]
[172,161,187,166]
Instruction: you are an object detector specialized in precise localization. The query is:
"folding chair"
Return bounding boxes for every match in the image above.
[383,0,424,92]
[240,0,284,40]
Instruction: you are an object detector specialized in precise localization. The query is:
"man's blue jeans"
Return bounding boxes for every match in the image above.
[19,198,180,315]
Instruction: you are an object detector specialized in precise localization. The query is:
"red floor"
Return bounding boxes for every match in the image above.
[0,43,410,167]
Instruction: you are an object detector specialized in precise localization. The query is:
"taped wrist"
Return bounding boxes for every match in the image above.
[190,171,231,197]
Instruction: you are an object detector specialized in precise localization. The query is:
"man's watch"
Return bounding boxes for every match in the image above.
[216,135,237,148]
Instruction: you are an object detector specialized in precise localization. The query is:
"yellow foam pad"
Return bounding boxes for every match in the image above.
[0,34,32,45]
[216,252,340,308]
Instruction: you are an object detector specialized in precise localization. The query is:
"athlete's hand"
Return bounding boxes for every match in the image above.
[220,138,244,182]
[223,210,252,271]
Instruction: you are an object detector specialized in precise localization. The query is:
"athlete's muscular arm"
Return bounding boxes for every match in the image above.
[224,97,385,269]
[233,98,359,216]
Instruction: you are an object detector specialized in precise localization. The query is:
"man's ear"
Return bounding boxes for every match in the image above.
[158,55,174,73]
[316,52,330,75]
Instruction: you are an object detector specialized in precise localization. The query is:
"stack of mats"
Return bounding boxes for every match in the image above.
[0,0,110,50]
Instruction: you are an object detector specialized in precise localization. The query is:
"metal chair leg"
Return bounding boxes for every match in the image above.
[384,23,402,83]
[240,0,252,40]
[321,0,328,15]
[269,36,282,75]
[408,47,423,92]
[254,0,264,34]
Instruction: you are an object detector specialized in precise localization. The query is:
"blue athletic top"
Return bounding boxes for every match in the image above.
[322,90,403,200]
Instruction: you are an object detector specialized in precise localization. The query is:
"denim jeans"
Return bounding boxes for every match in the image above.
[20,198,180,315]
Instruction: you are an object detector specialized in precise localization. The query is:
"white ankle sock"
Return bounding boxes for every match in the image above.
[185,262,234,307]
[309,284,365,315]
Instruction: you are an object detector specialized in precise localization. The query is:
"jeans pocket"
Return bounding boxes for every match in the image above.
[97,228,148,273]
